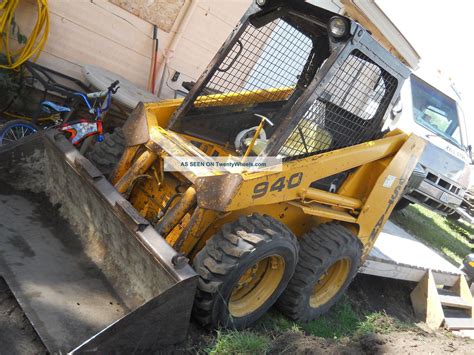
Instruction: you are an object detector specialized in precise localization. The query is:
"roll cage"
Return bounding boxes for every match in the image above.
[168,0,410,161]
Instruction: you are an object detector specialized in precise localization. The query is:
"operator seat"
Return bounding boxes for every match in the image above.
[279,119,333,157]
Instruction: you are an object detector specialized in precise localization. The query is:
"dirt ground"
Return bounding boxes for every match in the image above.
[175,274,473,354]
[0,188,472,354]
[269,329,474,354]
[268,274,474,354]
[1,274,473,354]
[347,274,416,323]
[0,278,46,355]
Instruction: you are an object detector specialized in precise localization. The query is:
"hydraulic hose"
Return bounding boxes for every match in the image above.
[0,0,49,70]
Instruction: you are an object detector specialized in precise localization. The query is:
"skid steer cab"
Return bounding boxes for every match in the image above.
[0,0,426,352]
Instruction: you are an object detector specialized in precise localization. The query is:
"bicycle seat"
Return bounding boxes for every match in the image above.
[41,101,71,114]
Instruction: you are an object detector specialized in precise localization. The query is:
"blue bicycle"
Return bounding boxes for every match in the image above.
[0,80,119,146]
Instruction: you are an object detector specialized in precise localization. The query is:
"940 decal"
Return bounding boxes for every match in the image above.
[252,172,303,199]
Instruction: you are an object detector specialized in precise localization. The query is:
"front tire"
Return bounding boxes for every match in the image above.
[86,128,125,176]
[277,223,362,322]
[193,214,298,329]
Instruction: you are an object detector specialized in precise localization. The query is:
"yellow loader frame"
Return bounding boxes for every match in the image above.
[110,98,425,261]
[87,0,428,330]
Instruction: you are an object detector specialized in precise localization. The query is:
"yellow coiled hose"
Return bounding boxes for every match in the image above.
[0,0,49,69]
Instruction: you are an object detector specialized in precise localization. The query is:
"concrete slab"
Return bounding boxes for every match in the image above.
[361,221,462,286]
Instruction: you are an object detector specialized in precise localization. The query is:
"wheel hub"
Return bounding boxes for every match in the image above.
[310,258,351,308]
[229,255,285,318]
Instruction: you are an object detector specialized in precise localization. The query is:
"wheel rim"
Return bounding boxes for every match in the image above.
[229,255,285,317]
[310,258,351,308]
[1,124,37,145]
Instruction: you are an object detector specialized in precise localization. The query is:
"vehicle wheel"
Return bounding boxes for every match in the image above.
[0,119,38,146]
[86,128,125,176]
[394,197,411,211]
[277,223,362,322]
[193,214,299,329]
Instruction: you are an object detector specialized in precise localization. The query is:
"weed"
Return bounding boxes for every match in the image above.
[356,311,413,335]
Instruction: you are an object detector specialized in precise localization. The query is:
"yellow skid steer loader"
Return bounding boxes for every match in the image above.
[0,0,425,352]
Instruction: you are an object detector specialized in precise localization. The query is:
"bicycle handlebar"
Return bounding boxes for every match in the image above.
[73,80,120,116]
[85,80,120,99]
[86,90,108,99]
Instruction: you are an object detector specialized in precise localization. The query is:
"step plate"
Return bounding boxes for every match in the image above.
[445,317,474,330]
[439,294,472,309]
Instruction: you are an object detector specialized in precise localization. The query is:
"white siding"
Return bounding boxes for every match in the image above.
[14,0,251,99]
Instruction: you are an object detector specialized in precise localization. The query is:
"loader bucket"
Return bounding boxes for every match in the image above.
[0,130,198,353]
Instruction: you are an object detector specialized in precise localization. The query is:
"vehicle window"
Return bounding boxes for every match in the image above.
[194,19,314,108]
[279,50,397,160]
[411,75,462,147]
[171,16,327,151]
[322,54,386,120]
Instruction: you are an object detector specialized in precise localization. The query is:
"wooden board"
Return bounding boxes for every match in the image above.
[110,0,185,32]
[361,221,462,285]
[410,270,444,330]
[13,0,160,88]
[9,0,248,98]
[361,259,460,287]
[439,294,472,309]
[444,317,474,330]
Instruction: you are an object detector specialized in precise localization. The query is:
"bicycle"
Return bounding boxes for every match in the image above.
[0,80,119,147]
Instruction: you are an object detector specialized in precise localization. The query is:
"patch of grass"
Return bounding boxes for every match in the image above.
[356,311,413,335]
[256,310,301,334]
[391,204,472,265]
[207,330,271,354]
[266,297,417,340]
[302,298,360,338]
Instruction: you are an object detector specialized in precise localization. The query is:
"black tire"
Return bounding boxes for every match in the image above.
[86,128,125,176]
[0,119,39,146]
[277,223,362,322]
[193,214,299,329]
[394,197,411,211]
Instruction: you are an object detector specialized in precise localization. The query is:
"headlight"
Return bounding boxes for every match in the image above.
[256,0,266,7]
[328,16,349,39]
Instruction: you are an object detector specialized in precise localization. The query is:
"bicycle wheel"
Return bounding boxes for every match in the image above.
[0,120,39,146]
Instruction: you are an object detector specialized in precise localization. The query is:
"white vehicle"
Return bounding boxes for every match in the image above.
[335,1,471,217]
[392,72,471,216]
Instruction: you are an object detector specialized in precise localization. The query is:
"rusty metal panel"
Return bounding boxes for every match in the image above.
[110,0,185,32]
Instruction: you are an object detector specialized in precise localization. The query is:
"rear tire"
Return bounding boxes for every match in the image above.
[277,223,362,322]
[193,214,298,329]
[0,119,38,146]
[86,128,125,176]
